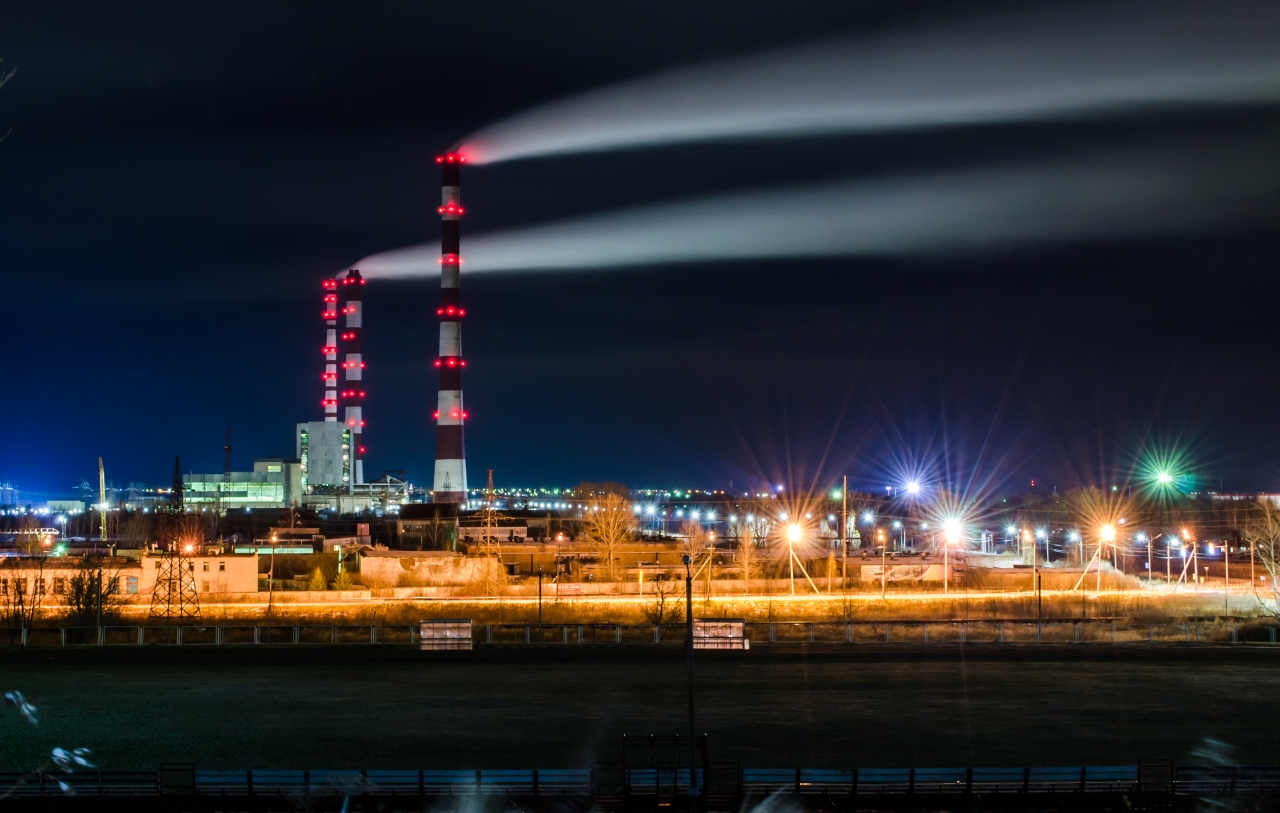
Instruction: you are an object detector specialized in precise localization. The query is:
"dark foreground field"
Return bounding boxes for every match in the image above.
[1,647,1277,772]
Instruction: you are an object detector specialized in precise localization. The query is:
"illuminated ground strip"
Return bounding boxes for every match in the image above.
[433,152,467,501]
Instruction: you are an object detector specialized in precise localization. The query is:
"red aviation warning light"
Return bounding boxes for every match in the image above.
[436,153,467,164]
[437,202,465,216]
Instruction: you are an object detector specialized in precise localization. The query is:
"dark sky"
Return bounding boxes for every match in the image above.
[4,1,1280,500]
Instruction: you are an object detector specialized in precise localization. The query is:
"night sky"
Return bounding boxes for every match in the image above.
[4,1,1280,500]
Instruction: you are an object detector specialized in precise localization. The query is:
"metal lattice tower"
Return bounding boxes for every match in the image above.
[471,470,507,596]
[170,455,184,514]
[148,544,201,621]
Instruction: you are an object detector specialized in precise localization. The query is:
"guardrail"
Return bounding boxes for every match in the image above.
[0,765,1276,802]
[1,620,1276,648]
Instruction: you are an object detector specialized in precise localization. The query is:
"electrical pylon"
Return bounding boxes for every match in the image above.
[471,470,508,596]
[148,541,201,621]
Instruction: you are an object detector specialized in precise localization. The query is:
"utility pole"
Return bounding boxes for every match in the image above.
[683,553,698,812]
[98,458,107,543]
[841,476,848,590]
[1225,542,1230,617]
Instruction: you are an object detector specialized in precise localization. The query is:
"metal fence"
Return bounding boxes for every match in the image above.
[1,765,1278,800]
[1,620,1277,648]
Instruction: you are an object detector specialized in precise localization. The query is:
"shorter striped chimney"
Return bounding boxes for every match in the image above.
[338,269,366,485]
[321,277,338,421]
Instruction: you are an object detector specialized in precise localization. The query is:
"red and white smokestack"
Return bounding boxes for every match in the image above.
[339,268,367,485]
[321,277,339,421]
[433,152,467,502]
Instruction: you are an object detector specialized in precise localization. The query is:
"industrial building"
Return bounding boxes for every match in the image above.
[297,420,351,491]
[184,458,302,509]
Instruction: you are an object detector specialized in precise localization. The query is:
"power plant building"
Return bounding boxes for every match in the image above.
[184,458,302,509]
[297,420,351,491]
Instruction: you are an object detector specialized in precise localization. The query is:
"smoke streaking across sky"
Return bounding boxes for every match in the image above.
[5,0,1280,495]
[459,1,1280,165]
[356,136,1280,278]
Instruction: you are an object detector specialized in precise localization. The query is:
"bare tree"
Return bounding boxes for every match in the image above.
[680,519,717,600]
[120,513,152,545]
[0,556,47,642]
[62,566,127,626]
[737,523,760,585]
[581,493,636,580]
[1244,499,1280,616]
[642,578,681,626]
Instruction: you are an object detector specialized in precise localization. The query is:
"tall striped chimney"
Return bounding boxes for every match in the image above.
[321,277,339,421]
[433,152,467,502]
[339,269,366,485]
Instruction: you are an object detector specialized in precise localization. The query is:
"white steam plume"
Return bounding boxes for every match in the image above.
[355,139,1278,279]
[459,1,1280,164]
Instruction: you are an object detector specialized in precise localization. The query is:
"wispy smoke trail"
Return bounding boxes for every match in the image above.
[356,139,1278,279]
[460,1,1280,164]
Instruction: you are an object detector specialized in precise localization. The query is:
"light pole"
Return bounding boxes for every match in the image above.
[841,476,848,591]
[1099,524,1116,592]
[786,524,802,595]
[683,553,698,810]
[943,519,961,595]
[537,566,543,626]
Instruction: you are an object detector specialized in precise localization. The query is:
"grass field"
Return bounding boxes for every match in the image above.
[1,648,1278,773]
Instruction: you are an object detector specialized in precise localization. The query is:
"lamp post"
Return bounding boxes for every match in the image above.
[786,524,802,595]
[1099,524,1116,592]
[943,519,961,595]
[682,553,698,810]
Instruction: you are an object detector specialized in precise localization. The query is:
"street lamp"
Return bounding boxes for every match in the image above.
[906,481,921,495]
[682,553,698,808]
[943,518,961,594]
[786,523,802,595]
[1098,524,1116,591]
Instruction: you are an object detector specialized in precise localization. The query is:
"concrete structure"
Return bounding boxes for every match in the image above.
[358,549,502,589]
[433,152,468,502]
[184,459,301,509]
[297,421,351,491]
[338,269,366,484]
[320,277,339,421]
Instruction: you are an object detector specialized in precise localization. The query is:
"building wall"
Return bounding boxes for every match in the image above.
[0,553,260,600]
[358,551,503,588]
[139,553,259,594]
